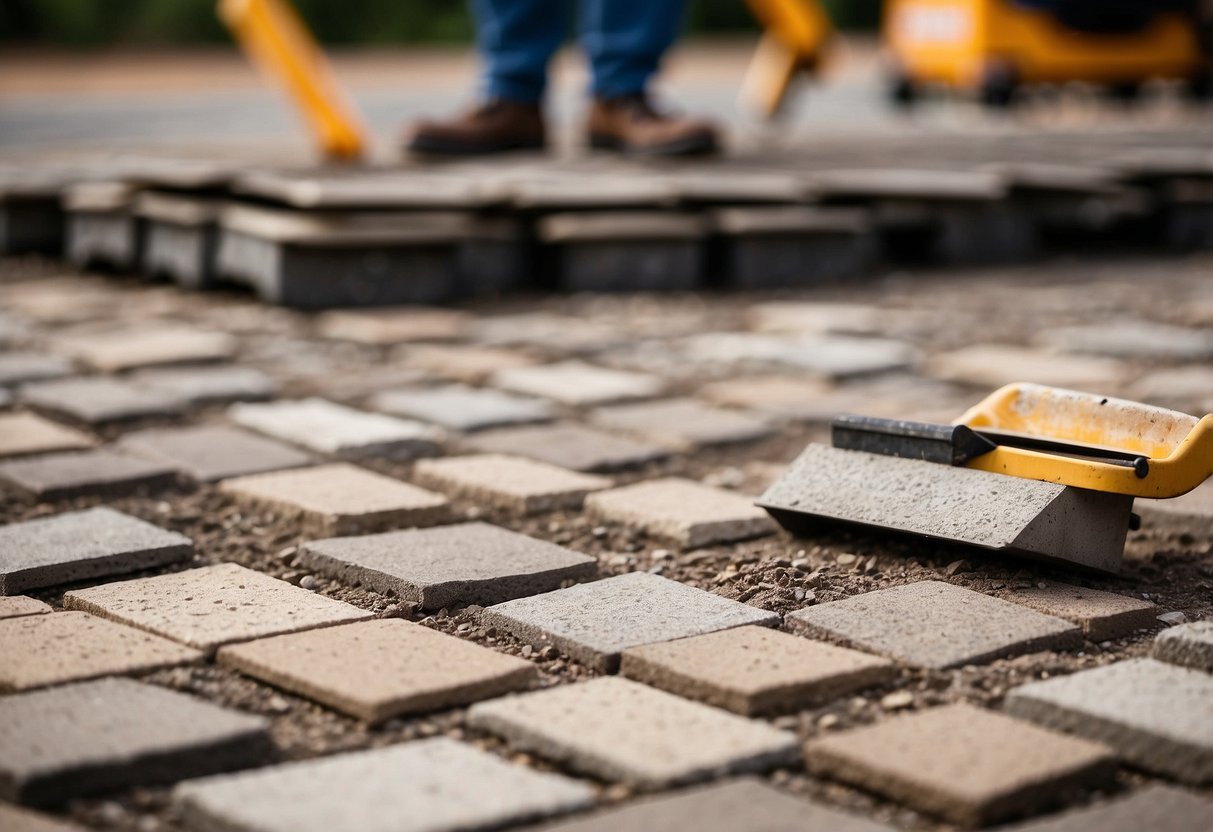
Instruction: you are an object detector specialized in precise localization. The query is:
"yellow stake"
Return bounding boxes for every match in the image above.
[742,0,833,118]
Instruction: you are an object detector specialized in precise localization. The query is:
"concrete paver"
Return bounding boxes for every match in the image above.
[174,737,593,832]
[316,307,472,344]
[412,453,610,515]
[0,506,192,595]
[1037,321,1213,361]
[586,477,777,549]
[0,610,202,692]
[229,397,442,460]
[20,377,184,424]
[998,582,1159,640]
[299,521,596,609]
[0,595,52,619]
[371,384,554,432]
[805,703,1117,827]
[620,626,895,716]
[468,676,800,789]
[1004,658,1213,784]
[682,333,915,380]
[64,562,372,655]
[492,361,664,406]
[0,447,179,499]
[787,581,1082,669]
[119,424,311,483]
[53,326,236,371]
[0,803,88,832]
[0,352,73,387]
[0,412,95,458]
[999,784,1213,832]
[1153,620,1213,672]
[589,398,773,450]
[924,344,1130,390]
[0,677,270,806]
[220,462,449,535]
[467,423,668,472]
[402,343,539,383]
[129,365,277,405]
[481,571,779,673]
[218,618,536,723]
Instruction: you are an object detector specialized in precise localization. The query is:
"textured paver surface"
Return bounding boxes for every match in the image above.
[371,384,554,432]
[53,326,236,371]
[493,361,664,406]
[403,343,539,382]
[0,447,179,499]
[0,595,52,619]
[467,423,668,472]
[128,365,277,405]
[1153,620,1213,672]
[0,610,202,691]
[0,507,192,595]
[0,352,74,386]
[482,572,779,673]
[586,477,777,549]
[621,626,895,716]
[590,398,773,450]
[19,377,184,424]
[412,453,611,514]
[221,462,449,535]
[174,737,593,832]
[0,412,95,458]
[468,677,800,788]
[0,677,270,805]
[787,581,1082,669]
[1005,658,1213,784]
[299,522,596,609]
[119,424,311,482]
[806,704,1117,827]
[924,345,1130,390]
[64,562,373,655]
[229,397,442,459]
[316,308,472,344]
[999,785,1213,832]
[998,582,1159,640]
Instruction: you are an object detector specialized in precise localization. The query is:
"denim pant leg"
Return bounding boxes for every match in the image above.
[579,0,689,98]
[471,0,568,103]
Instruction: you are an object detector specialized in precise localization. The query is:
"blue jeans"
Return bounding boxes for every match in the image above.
[471,0,689,103]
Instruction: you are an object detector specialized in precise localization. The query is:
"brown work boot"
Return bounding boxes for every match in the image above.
[586,94,719,157]
[405,100,546,156]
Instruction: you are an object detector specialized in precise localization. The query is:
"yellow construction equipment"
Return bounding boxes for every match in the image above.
[741,0,834,117]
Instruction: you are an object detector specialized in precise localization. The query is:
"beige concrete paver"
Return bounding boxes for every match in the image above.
[229,397,442,460]
[1153,620,1213,672]
[589,398,773,450]
[924,345,1130,390]
[19,377,184,424]
[467,423,668,472]
[998,582,1158,640]
[0,803,88,832]
[0,413,94,458]
[412,454,610,515]
[371,384,554,432]
[0,595,52,619]
[492,361,664,406]
[53,326,236,372]
[402,343,538,383]
[999,784,1213,832]
[317,307,471,344]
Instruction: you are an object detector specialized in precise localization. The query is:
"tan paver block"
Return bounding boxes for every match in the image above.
[55,326,236,372]
[0,413,95,458]
[585,477,777,549]
[229,397,442,460]
[221,463,449,535]
[63,562,372,655]
[999,582,1158,640]
[492,361,664,406]
[412,454,611,515]
[218,618,536,724]
[924,345,1130,390]
[403,343,538,383]
[0,610,202,692]
[317,307,472,344]
[999,784,1213,832]
[469,677,799,789]
[620,626,895,716]
[0,803,89,832]
[590,398,773,450]
[1153,620,1213,672]
[0,595,52,619]
[806,703,1117,828]
[697,375,831,420]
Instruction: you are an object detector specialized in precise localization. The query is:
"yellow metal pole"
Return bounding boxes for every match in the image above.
[742,0,833,117]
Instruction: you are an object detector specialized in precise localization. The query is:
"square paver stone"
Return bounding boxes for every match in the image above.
[585,477,777,549]
[129,365,277,405]
[806,703,1116,828]
[412,454,611,515]
[481,571,779,673]
[590,398,774,450]
[119,425,312,483]
[466,423,668,472]
[999,785,1213,832]
[53,326,236,372]
[924,345,1130,390]
[787,581,1082,669]
[229,398,441,460]
[468,676,800,789]
[0,352,74,387]
[1153,620,1213,672]
[298,522,596,609]
[0,412,95,458]
[998,582,1158,640]
[174,737,593,832]
[620,626,895,716]
[317,307,472,344]
[403,344,539,383]
[0,595,52,619]
[517,777,895,832]
[222,463,450,536]
[0,610,202,692]
[0,447,180,500]
[370,384,554,432]
[218,618,536,724]
[1004,658,1213,784]
[492,362,664,406]
[0,677,271,806]
[63,562,373,655]
[0,507,193,595]
[20,377,184,424]
[697,375,832,421]
[0,803,89,832]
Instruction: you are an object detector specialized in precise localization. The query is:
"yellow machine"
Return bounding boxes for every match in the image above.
[741,0,835,117]
[884,0,1210,107]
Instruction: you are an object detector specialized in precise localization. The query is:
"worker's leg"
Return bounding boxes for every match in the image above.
[578,0,688,97]
[471,0,568,103]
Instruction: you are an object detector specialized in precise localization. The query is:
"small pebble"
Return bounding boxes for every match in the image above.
[836,553,857,566]
[1158,611,1187,626]
[881,691,914,711]
[299,575,318,591]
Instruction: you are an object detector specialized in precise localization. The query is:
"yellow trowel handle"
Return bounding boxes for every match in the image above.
[219,0,366,160]
[741,0,833,118]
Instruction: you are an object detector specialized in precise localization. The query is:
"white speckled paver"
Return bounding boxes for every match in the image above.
[63,562,372,656]
[0,413,95,458]
[787,581,1082,669]
[481,572,779,673]
[586,477,777,549]
[0,610,202,692]
[621,626,895,716]
[0,352,74,387]
[0,507,192,595]
[492,361,664,406]
[0,447,180,500]
[0,595,52,619]
[218,619,535,723]
[119,425,311,483]
[1004,658,1213,784]
[221,463,449,535]
[590,397,773,450]
[298,522,595,609]
[316,307,472,344]
[806,703,1117,827]
[1153,620,1213,672]
[468,676,800,789]
[20,377,184,424]
[412,454,610,515]
[999,582,1159,640]
[0,677,271,806]
[173,737,594,832]
[129,365,277,405]
[53,326,236,372]
[370,384,554,432]
[229,397,442,460]
[467,423,668,472]
[999,784,1213,832]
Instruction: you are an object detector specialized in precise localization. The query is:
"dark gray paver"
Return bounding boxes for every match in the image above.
[173,737,594,832]
[806,703,1116,828]
[298,522,596,609]
[492,361,664,406]
[1004,658,1213,784]
[129,365,277,405]
[229,397,442,460]
[0,595,52,619]
[998,582,1159,640]
[481,571,779,673]
[0,448,179,500]
[589,397,773,450]
[20,377,184,424]
[468,677,800,789]
[466,423,668,472]
[787,581,1082,669]
[0,352,74,387]
[0,412,95,458]
[412,454,611,515]
[119,425,312,483]
[999,785,1213,832]
[1153,620,1213,672]
[0,507,192,595]
[370,384,554,432]
[0,677,271,806]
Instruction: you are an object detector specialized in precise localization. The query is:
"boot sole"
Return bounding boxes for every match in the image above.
[405,136,546,158]
[588,132,719,158]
